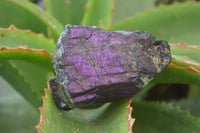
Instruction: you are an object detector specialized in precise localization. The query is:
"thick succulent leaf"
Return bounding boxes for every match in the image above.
[113,0,155,24]
[0,79,39,133]
[172,99,200,117]
[0,26,55,107]
[112,2,200,45]
[0,25,56,54]
[82,0,115,29]
[0,0,63,41]
[0,48,53,107]
[10,60,53,108]
[0,47,53,70]
[0,60,41,107]
[132,102,200,133]
[36,88,134,133]
[45,0,87,25]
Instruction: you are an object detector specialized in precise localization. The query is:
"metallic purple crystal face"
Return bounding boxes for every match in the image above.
[50,25,171,111]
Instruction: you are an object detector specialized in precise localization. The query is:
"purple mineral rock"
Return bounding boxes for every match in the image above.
[50,25,171,111]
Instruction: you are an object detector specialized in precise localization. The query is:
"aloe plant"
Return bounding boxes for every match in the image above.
[0,0,200,133]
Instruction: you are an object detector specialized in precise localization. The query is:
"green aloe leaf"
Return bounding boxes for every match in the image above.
[82,0,115,30]
[0,25,56,53]
[0,27,55,107]
[0,47,54,107]
[112,2,200,45]
[0,0,64,41]
[132,102,200,133]
[36,89,133,133]
[45,0,87,25]
[0,60,41,107]
[0,47,53,71]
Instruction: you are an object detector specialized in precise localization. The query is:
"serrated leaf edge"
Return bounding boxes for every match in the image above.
[36,85,134,133]
[161,101,200,121]
[0,47,53,70]
[0,25,54,42]
[36,82,50,133]
[0,47,53,58]
[127,98,134,133]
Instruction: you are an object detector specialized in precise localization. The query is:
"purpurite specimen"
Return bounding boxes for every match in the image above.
[50,25,171,111]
